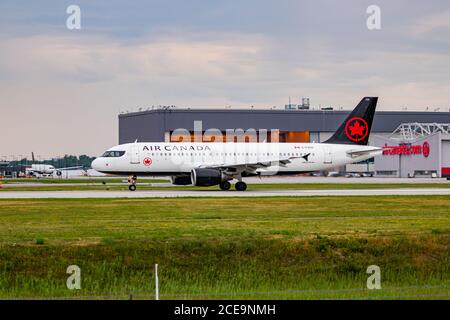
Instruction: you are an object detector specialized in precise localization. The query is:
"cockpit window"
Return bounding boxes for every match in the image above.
[101,151,126,157]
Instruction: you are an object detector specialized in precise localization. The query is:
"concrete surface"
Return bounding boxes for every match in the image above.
[1,188,450,199]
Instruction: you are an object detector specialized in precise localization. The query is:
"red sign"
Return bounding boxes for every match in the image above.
[345,117,369,142]
[383,142,430,157]
[143,157,152,166]
[423,142,430,158]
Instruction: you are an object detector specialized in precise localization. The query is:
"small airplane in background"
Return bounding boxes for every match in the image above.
[25,152,83,177]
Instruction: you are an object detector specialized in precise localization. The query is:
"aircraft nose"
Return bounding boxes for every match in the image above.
[91,158,101,171]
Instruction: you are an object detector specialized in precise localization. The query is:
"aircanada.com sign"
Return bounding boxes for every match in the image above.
[382,141,430,158]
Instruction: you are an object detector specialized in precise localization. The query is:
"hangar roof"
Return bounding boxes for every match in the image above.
[119,109,450,131]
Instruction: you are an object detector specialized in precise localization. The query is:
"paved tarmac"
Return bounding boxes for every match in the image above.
[245,176,450,184]
[2,177,448,188]
[1,188,450,199]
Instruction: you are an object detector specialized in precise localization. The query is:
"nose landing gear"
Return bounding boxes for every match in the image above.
[128,175,137,191]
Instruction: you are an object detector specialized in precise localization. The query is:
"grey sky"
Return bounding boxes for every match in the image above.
[1,1,449,157]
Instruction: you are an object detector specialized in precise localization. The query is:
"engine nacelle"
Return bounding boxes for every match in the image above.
[190,168,222,187]
[170,175,192,185]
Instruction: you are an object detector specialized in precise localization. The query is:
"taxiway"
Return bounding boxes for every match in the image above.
[1,188,450,198]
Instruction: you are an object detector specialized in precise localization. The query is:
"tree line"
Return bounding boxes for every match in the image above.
[8,155,96,168]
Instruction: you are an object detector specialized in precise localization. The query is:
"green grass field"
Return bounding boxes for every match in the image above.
[0,196,449,299]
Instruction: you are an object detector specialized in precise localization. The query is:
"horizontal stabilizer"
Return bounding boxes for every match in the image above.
[346,147,383,158]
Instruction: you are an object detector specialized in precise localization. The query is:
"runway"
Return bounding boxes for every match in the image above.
[1,188,450,199]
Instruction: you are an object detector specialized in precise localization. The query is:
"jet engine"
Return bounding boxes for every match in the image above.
[170,175,192,185]
[190,168,222,187]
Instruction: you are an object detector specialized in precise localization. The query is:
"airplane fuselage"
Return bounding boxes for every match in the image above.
[25,164,56,176]
[92,142,381,176]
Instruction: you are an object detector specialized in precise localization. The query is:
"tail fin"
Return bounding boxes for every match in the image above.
[325,97,378,145]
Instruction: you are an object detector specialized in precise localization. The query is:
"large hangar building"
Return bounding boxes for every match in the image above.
[118,106,450,178]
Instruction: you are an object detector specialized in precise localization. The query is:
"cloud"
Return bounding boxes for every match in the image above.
[0,32,272,156]
[412,10,450,35]
[0,32,267,83]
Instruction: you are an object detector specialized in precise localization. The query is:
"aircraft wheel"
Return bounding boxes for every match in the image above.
[235,181,247,191]
[128,184,136,191]
[219,181,231,191]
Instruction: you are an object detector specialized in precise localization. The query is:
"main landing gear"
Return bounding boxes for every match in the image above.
[128,175,137,191]
[218,172,247,191]
[219,181,231,190]
[219,180,247,191]
[235,181,247,191]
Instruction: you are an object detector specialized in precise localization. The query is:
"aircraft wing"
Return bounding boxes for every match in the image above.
[198,153,311,174]
[346,147,383,158]
[56,166,84,171]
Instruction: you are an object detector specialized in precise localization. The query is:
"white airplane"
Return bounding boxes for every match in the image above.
[92,97,383,191]
[25,164,84,177]
[26,164,58,177]
[25,153,83,177]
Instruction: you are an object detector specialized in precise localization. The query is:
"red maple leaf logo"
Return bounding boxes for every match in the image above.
[143,158,152,166]
[345,117,369,142]
[349,121,365,137]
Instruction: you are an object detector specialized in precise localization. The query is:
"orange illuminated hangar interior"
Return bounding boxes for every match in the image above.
[169,131,311,143]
